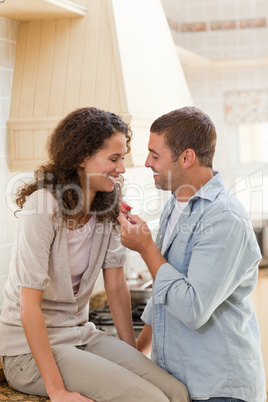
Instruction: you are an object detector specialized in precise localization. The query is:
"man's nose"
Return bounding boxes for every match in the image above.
[145,154,151,168]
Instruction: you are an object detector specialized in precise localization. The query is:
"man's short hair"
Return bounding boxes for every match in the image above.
[150,106,217,167]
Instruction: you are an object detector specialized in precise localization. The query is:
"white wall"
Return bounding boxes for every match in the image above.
[162,0,268,224]
[0,17,19,310]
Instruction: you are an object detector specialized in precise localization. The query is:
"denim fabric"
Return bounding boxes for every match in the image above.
[192,399,246,402]
[142,172,266,401]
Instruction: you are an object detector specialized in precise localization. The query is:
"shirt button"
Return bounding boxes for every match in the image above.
[70,315,74,319]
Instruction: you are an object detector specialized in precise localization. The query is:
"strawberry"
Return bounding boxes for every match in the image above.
[120,201,136,224]
[121,201,132,214]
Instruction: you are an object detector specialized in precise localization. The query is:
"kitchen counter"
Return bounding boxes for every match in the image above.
[0,382,49,401]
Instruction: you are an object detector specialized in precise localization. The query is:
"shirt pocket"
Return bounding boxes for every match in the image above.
[167,233,192,275]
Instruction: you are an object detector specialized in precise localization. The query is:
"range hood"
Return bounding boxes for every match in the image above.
[7,0,192,171]
[0,0,87,20]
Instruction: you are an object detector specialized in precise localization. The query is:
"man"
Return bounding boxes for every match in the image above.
[118,106,266,402]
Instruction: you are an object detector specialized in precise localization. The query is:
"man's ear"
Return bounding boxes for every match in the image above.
[181,149,195,168]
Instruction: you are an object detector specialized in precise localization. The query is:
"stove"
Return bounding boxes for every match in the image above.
[88,304,146,337]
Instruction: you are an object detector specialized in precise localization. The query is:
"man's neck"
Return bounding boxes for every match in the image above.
[175,167,213,202]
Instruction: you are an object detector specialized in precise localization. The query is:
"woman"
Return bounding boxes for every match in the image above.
[0,108,189,402]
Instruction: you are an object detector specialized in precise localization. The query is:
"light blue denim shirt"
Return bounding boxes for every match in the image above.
[142,172,266,401]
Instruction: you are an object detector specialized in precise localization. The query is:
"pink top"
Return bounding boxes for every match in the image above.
[67,215,96,293]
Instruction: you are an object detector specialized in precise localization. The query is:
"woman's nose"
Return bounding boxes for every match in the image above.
[116,159,126,174]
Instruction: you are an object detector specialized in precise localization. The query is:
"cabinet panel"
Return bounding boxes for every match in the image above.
[19,22,42,118]
[34,20,56,117]
[10,23,27,119]
[64,18,86,113]
[48,19,71,116]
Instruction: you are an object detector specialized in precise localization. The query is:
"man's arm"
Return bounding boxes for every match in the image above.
[136,324,152,355]
[119,211,260,331]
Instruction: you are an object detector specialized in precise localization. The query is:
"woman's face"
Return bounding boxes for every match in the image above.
[79,132,127,196]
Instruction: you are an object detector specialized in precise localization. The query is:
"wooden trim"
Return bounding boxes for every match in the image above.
[0,360,5,383]
[0,0,87,21]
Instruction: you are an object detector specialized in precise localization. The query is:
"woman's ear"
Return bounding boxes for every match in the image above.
[79,159,86,168]
[181,149,195,168]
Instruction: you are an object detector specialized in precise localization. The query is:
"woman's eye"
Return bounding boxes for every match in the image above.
[110,159,117,162]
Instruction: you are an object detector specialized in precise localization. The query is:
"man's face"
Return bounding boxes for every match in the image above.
[145,132,184,193]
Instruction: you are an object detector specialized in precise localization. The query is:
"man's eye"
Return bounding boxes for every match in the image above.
[152,156,158,160]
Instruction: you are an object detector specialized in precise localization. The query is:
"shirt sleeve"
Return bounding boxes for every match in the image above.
[141,296,153,326]
[102,226,127,268]
[14,190,57,290]
[153,206,261,330]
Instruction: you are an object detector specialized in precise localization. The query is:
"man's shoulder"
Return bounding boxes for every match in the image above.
[202,187,253,231]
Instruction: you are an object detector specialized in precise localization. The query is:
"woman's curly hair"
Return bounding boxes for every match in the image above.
[16,107,132,225]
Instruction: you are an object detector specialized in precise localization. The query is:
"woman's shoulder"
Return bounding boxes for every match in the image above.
[22,188,58,215]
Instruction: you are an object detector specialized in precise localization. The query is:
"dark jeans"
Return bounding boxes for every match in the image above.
[192,399,246,402]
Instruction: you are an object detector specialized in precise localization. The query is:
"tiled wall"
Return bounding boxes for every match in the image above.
[162,0,268,59]
[0,17,19,310]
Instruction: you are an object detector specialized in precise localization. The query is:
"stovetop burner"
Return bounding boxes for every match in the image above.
[89,304,146,328]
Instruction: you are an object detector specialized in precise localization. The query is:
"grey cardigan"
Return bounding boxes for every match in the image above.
[0,189,126,356]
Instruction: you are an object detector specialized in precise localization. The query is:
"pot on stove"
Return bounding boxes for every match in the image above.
[127,279,152,304]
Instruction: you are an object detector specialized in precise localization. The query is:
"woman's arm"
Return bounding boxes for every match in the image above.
[103,267,136,348]
[20,287,92,402]
[136,324,152,356]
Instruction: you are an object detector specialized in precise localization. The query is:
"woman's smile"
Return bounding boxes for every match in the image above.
[107,174,119,185]
[79,132,127,198]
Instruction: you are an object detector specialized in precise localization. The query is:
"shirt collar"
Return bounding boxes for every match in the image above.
[189,170,224,204]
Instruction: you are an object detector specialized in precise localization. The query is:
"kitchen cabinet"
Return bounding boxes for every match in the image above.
[7,1,134,171]
[6,0,192,172]
[252,269,268,391]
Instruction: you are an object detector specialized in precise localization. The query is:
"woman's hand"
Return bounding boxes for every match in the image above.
[50,389,94,401]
